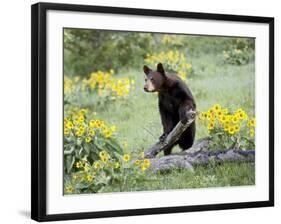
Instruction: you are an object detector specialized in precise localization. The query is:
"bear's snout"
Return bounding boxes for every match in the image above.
[143,79,156,92]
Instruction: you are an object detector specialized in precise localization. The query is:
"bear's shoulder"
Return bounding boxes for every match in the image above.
[165,74,190,92]
[161,74,195,103]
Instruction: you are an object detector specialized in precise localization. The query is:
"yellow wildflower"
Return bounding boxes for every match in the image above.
[96,120,104,128]
[94,161,101,170]
[250,118,256,127]
[88,129,95,136]
[208,121,215,130]
[249,129,255,137]
[143,159,151,168]
[79,109,87,114]
[72,174,77,180]
[78,115,84,123]
[219,115,227,123]
[140,164,147,171]
[237,111,246,120]
[228,126,235,135]
[213,104,221,111]
[207,113,212,120]
[216,110,223,117]
[103,129,112,138]
[87,175,93,183]
[101,156,109,163]
[224,123,230,132]
[64,128,70,136]
[232,115,239,123]
[99,151,106,158]
[75,130,83,137]
[123,154,131,162]
[236,108,243,114]
[111,125,117,132]
[75,161,82,168]
[134,160,141,166]
[208,108,214,115]
[198,112,206,121]
[79,125,85,132]
[89,120,96,128]
[234,125,241,132]
[85,136,91,143]
[66,185,73,193]
[225,115,232,122]
[84,164,89,172]
[67,121,74,129]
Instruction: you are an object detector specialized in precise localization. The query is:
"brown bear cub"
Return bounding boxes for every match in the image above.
[143,63,196,155]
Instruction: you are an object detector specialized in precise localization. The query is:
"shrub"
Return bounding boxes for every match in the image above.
[144,50,194,81]
[83,70,134,98]
[223,38,254,65]
[198,104,255,150]
[64,70,134,107]
[64,29,153,77]
[63,108,123,174]
[64,151,151,194]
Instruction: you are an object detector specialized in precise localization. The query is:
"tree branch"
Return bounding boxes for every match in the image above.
[143,110,197,159]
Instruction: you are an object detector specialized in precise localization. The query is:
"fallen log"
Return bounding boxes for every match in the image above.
[148,143,255,172]
[141,110,255,171]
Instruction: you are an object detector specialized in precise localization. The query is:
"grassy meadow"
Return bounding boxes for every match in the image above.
[63,30,255,194]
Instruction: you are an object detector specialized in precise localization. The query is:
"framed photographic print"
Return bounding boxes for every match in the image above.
[31,2,274,222]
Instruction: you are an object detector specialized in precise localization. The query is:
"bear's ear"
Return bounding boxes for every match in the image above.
[143,65,151,75]
[157,63,165,76]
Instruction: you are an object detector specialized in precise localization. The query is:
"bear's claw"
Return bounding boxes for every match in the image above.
[159,133,168,143]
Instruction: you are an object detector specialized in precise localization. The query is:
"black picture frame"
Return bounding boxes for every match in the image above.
[31,2,274,222]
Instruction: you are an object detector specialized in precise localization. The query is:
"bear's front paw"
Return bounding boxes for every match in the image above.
[159,133,168,143]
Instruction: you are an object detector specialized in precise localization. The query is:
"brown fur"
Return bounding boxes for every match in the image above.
[143,63,196,155]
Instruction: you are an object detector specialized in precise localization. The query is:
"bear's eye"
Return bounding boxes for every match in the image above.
[150,78,154,81]
[145,78,147,82]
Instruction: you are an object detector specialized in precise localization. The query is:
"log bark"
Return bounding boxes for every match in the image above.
[148,141,255,172]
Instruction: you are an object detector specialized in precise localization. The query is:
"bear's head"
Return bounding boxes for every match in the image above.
[143,63,166,92]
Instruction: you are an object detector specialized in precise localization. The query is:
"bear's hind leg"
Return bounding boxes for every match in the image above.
[178,122,196,150]
[163,145,174,155]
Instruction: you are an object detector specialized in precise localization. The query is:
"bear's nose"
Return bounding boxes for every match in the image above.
[144,86,148,91]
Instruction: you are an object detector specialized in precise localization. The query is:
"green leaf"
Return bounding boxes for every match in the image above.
[104,138,123,154]
[65,155,75,173]
[94,140,104,151]
[84,144,90,155]
[78,147,84,155]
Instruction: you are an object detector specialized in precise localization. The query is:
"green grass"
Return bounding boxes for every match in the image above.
[101,162,255,193]
[69,52,255,192]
